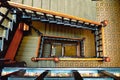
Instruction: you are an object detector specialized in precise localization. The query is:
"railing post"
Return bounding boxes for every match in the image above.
[39,37,44,57]
[94,29,99,57]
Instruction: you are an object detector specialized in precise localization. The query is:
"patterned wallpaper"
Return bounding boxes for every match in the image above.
[96,0,120,67]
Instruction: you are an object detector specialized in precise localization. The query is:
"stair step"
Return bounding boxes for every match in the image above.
[98,50,103,52]
[97,39,102,41]
[48,16,57,24]
[56,18,64,25]
[63,20,71,26]
[70,21,77,27]
[97,44,102,47]
[49,21,57,24]
[97,33,102,36]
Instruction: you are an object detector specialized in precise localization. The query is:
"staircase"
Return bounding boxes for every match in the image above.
[0,6,17,54]
[0,1,108,67]
[15,36,40,67]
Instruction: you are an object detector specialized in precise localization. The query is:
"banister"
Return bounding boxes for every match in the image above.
[6,1,103,26]
[31,57,104,63]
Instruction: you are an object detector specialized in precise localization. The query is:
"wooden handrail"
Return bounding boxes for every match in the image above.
[31,57,104,62]
[31,57,59,62]
[59,57,104,61]
[6,1,102,25]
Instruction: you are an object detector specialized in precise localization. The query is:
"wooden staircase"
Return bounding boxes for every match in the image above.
[0,0,109,68]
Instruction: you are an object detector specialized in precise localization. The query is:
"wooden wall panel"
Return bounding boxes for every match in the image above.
[74,0,80,17]
[33,0,42,8]
[52,24,57,36]
[11,0,23,3]
[23,0,33,6]
[57,0,65,13]
[50,0,58,11]
[48,24,52,35]
[64,0,70,14]
[41,0,50,10]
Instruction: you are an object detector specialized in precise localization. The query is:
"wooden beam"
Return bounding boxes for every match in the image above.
[7,1,102,25]
[5,23,23,61]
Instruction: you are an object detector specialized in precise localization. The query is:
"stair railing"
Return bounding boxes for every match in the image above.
[0,7,18,58]
[0,0,109,61]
